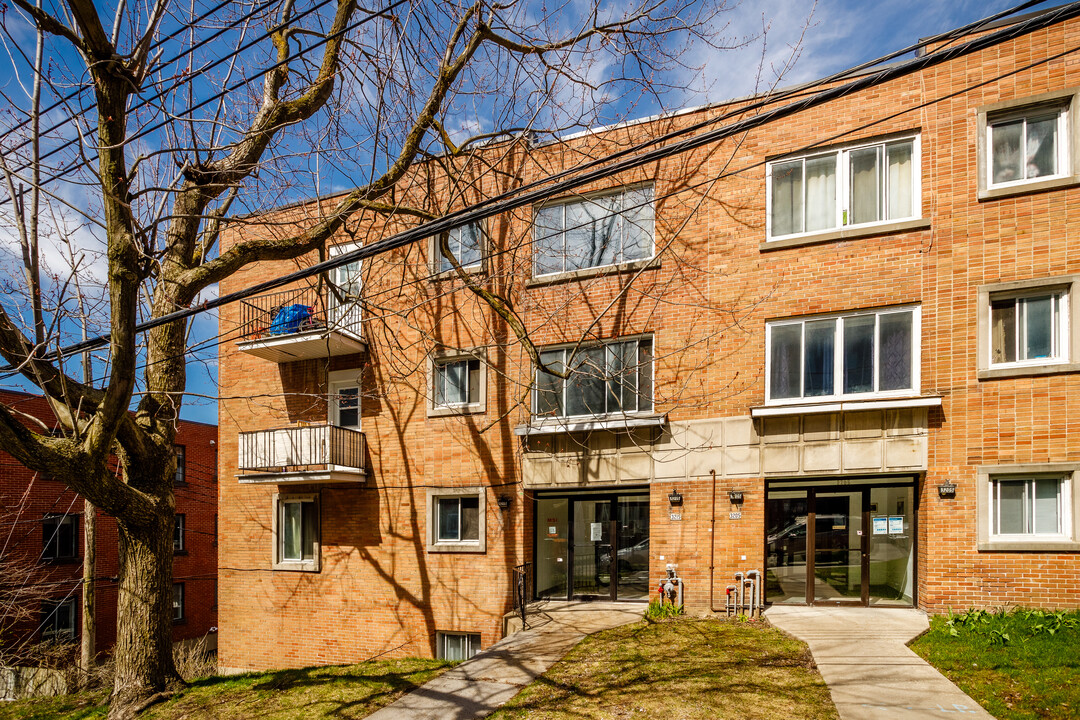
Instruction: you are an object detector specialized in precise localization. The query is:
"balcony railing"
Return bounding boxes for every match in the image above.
[239,285,362,341]
[235,285,365,362]
[238,425,366,480]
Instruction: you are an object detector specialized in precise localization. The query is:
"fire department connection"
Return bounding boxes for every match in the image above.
[656,565,762,618]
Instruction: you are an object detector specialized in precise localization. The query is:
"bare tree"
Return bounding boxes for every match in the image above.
[0,0,732,715]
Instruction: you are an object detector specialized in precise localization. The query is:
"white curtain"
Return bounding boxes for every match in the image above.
[805,155,836,232]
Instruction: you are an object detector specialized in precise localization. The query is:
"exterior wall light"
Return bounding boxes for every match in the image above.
[668,490,683,507]
[496,494,512,510]
[938,482,957,499]
[728,490,744,504]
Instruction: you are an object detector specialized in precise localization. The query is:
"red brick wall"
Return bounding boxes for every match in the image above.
[217,15,1080,671]
[0,390,218,655]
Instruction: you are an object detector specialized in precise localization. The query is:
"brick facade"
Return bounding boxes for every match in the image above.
[218,12,1080,672]
[0,390,218,656]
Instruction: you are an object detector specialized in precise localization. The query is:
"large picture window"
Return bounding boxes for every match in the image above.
[534,185,653,276]
[767,136,918,240]
[766,307,918,403]
[534,337,653,418]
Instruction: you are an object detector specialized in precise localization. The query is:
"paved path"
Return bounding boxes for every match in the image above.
[366,601,644,720]
[766,606,994,720]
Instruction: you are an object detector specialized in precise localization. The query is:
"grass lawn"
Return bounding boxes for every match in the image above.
[910,609,1080,720]
[0,657,453,720]
[489,616,838,720]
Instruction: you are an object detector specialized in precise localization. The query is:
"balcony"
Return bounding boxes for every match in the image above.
[236,286,366,363]
[238,424,366,484]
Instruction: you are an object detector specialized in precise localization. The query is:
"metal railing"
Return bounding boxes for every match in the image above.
[238,424,366,473]
[238,285,361,342]
[512,562,532,629]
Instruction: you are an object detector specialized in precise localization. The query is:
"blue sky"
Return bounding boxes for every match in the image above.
[0,0,1053,426]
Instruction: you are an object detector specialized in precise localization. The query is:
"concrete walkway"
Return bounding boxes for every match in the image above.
[766,606,994,720]
[366,601,644,720]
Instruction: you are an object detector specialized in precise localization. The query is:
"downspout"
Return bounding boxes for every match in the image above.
[708,469,722,613]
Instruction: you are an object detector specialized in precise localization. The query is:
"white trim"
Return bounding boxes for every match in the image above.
[986,106,1070,190]
[514,413,666,436]
[750,396,941,417]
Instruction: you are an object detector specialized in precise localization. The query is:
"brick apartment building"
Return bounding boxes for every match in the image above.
[217,8,1080,671]
[0,390,218,657]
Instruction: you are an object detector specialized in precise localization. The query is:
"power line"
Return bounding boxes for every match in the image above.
[8,0,1076,373]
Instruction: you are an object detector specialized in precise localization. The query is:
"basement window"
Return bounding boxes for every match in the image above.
[438,632,481,661]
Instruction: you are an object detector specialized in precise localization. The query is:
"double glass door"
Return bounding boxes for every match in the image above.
[535,493,649,601]
[766,481,915,606]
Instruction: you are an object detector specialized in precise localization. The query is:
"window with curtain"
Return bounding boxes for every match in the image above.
[438,632,481,660]
[534,185,654,276]
[436,495,480,543]
[437,223,483,273]
[768,136,918,240]
[276,496,319,569]
[534,337,653,418]
[990,290,1067,366]
[767,307,918,402]
[988,107,1067,187]
[433,357,481,408]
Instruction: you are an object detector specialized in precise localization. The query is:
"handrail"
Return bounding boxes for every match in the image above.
[512,562,532,629]
[238,424,365,472]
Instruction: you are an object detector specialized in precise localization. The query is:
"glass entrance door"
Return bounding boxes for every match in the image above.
[572,499,612,597]
[766,480,916,607]
[534,492,649,601]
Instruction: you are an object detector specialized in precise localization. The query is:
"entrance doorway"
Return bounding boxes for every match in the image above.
[534,491,650,601]
[766,478,916,606]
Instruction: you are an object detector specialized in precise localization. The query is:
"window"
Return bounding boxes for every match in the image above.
[766,307,918,403]
[174,514,186,553]
[977,276,1079,379]
[42,514,77,561]
[991,476,1067,537]
[437,223,482,273]
[991,291,1067,366]
[174,445,186,484]
[534,337,653,418]
[426,487,486,553]
[977,90,1080,200]
[41,599,76,642]
[273,494,320,570]
[438,632,481,661]
[433,357,481,410]
[534,185,653,277]
[988,109,1067,188]
[328,242,363,338]
[768,136,918,240]
[977,464,1080,552]
[329,374,361,428]
[172,583,185,622]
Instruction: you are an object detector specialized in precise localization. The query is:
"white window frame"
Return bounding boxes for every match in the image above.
[986,108,1069,190]
[437,631,482,661]
[41,513,78,561]
[990,475,1069,540]
[327,242,363,340]
[977,464,1080,552]
[989,289,1068,367]
[977,89,1080,201]
[532,335,654,420]
[41,598,76,642]
[765,134,921,242]
[172,582,185,623]
[425,487,486,553]
[272,493,321,571]
[532,184,655,279]
[428,351,486,417]
[976,275,1080,380]
[764,306,921,404]
[174,513,186,553]
[432,222,484,275]
[328,370,362,430]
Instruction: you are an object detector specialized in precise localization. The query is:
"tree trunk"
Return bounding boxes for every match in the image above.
[108,498,180,720]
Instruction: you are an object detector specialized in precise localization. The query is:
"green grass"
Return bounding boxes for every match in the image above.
[0,657,453,720]
[910,608,1080,720]
[489,617,838,720]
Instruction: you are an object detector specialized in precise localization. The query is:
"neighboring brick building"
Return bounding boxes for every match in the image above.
[217,9,1080,672]
[0,390,218,657]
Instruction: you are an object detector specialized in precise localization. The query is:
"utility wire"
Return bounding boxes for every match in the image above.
[7,0,1075,373]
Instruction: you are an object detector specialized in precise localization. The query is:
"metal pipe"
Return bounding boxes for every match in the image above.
[747,569,761,616]
[734,571,744,615]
